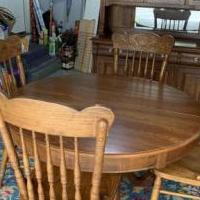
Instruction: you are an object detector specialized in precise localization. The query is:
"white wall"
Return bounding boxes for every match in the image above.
[24,0,31,33]
[39,0,82,30]
[83,0,100,34]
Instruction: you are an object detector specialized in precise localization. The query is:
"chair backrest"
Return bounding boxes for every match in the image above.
[112,32,174,82]
[0,94,114,200]
[0,35,26,97]
[153,8,191,31]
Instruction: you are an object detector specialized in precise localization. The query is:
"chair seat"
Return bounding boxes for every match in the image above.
[155,141,200,186]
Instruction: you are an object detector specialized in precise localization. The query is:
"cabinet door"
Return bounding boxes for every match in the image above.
[0,0,26,33]
[109,5,134,32]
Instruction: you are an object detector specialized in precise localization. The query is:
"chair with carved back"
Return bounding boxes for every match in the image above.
[112,33,174,82]
[0,35,27,187]
[151,141,200,200]
[153,8,191,31]
[0,93,115,200]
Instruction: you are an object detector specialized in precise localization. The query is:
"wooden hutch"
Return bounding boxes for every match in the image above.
[92,0,200,102]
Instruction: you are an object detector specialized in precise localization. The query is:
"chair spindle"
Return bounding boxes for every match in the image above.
[46,134,56,200]
[8,59,17,90]
[60,136,68,200]
[151,54,156,80]
[124,50,129,74]
[16,55,26,86]
[131,51,136,76]
[20,128,35,200]
[74,137,81,200]
[144,53,149,78]
[137,51,143,76]
[32,131,45,200]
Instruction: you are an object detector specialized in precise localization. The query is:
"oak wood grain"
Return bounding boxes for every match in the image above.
[0,92,114,199]
[15,73,200,173]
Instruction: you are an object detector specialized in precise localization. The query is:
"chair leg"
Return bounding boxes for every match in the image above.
[111,175,121,200]
[0,149,8,187]
[151,175,161,200]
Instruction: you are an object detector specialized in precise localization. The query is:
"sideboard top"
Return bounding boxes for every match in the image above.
[105,0,200,10]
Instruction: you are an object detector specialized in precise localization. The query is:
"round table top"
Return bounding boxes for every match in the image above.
[18,72,200,173]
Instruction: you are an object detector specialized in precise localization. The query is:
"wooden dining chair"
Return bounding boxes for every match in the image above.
[0,35,27,187]
[0,35,26,97]
[112,32,174,82]
[151,141,200,200]
[153,8,191,31]
[0,93,115,200]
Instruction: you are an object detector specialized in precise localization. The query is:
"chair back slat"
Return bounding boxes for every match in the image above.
[1,65,11,96]
[131,51,136,75]
[59,136,68,200]
[32,131,45,200]
[160,55,169,82]
[0,93,114,199]
[144,53,149,78]
[112,33,174,82]
[124,50,129,74]
[74,137,81,200]
[20,128,35,200]
[113,48,119,74]
[137,51,142,76]
[16,55,26,86]
[8,59,17,90]
[46,134,56,200]
[150,54,156,80]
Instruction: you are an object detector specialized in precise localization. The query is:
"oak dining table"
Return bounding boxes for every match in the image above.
[16,72,200,173]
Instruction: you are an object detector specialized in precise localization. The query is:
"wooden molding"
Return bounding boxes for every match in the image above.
[105,0,200,9]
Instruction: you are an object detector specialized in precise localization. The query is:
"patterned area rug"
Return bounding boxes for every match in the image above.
[120,172,200,200]
[0,139,199,200]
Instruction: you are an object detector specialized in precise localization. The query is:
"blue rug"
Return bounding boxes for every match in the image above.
[0,139,199,200]
[120,174,200,200]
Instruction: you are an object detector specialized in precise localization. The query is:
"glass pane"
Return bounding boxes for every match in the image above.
[134,7,200,34]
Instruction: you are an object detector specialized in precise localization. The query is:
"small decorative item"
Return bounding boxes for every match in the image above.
[49,36,56,56]
[60,44,74,69]
[59,29,77,70]
[43,28,48,46]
